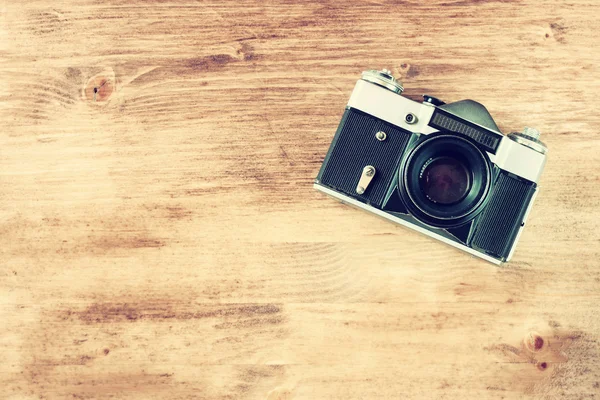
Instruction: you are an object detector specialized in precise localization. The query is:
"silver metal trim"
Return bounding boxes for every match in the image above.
[508,131,548,155]
[356,166,376,195]
[361,69,404,94]
[346,79,547,184]
[347,80,437,134]
[493,137,546,183]
[314,183,503,265]
[523,127,541,140]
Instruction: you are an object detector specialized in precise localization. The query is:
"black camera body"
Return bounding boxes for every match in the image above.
[315,70,547,264]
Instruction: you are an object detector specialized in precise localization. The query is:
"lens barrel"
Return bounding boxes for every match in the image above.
[398,134,491,228]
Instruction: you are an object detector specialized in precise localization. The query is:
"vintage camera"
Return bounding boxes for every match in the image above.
[314,69,547,264]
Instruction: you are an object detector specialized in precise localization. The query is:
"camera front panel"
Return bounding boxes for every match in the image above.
[316,107,413,209]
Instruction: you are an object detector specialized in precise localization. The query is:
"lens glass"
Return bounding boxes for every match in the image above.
[419,156,471,205]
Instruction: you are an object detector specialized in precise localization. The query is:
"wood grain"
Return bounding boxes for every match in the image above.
[1,0,599,398]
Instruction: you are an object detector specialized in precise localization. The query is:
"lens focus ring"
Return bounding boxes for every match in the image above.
[398,134,492,228]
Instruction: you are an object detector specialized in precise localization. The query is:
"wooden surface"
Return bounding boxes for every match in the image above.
[1,1,599,399]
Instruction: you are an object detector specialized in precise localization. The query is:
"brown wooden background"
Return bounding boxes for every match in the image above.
[1,0,599,399]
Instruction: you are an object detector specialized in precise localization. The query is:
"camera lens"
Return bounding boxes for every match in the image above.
[398,134,491,228]
[419,156,471,205]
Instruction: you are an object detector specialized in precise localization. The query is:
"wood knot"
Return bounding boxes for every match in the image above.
[525,332,544,352]
[83,69,115,103]
[536,361,548,371]
[399,63,420,79]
